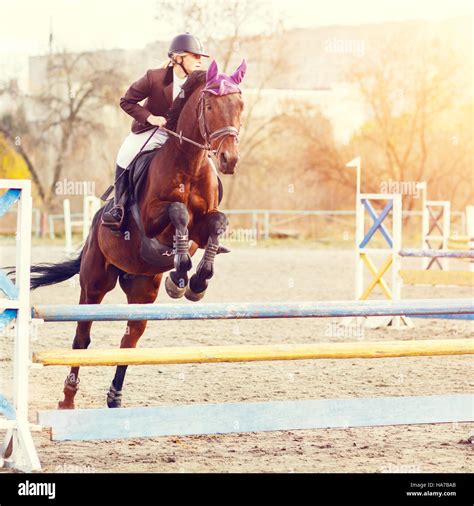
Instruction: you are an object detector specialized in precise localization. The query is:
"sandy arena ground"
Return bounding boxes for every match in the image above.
[1,244,472,473]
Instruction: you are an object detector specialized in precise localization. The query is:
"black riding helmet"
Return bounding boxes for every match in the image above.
[168,33,209,58]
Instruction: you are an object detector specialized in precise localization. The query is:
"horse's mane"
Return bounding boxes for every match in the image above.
[166,70,207,132]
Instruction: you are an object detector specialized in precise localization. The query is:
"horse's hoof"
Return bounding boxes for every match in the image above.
[107,385,122,408]
[185,285,206,302]
[107,398,122,408]
[58,400,75,410]
[165,275,186,299]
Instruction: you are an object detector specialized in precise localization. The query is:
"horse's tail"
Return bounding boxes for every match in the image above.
[27,206,105,290]
[28,249,84,290]
[4,248,84,291]
[30,203,107,290]
[5,249,84,290]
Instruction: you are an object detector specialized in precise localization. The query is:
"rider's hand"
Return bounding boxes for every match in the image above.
[147,115,167,127]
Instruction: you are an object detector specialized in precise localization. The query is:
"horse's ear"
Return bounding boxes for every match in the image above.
[206,59,219,83]
[230,59,247,84]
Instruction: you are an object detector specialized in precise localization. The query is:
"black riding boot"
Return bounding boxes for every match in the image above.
[102,165,128,228]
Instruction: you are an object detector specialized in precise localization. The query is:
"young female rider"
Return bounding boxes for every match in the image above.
[102,33,209,228]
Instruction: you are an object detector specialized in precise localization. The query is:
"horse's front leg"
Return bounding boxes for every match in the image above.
[165,202,192,298]
[186,211,229,302]
[142,200,192,298]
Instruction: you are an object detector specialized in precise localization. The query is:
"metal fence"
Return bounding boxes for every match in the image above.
[0,207,467,243]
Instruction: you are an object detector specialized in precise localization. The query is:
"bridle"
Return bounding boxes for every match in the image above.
[101,85,240,201]
[161,89,240,158]
[197,91,240,157]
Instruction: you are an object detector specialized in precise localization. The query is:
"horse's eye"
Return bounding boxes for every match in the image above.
[206,105,212,110]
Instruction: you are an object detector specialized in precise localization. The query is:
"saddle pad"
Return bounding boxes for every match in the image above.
[128,149,224,205]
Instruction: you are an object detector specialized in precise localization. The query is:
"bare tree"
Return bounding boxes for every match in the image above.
[1,49,126,233]
[155,0,282,70]
[345,29,471,209]
[154,0,290,206]
[244,100,347,210]
[0,81,46,202]
[30,50,125,205]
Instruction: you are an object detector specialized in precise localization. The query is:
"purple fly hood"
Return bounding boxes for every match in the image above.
[203,59,247,96]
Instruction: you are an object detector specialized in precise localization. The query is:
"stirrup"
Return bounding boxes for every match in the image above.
[101,205,125,230]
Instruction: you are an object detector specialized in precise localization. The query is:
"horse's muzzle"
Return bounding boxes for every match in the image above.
[219,152,238,174]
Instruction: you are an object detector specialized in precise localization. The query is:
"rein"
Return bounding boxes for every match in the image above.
[100,88,239,201]
[160,125,216,154]
[162,89,240,157]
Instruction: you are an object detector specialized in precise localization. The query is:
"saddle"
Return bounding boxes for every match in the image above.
[104,149,224,231]
[101,150,225,268]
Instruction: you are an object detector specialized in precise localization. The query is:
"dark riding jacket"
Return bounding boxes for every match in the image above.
[120,66,174,134]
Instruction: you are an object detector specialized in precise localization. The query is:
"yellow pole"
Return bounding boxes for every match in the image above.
[33,339,474,367]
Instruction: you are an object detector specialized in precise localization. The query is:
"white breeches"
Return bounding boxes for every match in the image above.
[116,128,169,168]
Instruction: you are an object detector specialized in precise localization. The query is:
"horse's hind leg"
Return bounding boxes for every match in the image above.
[59,249,120,409]
[107,273,162,408]
[186,211,229,301]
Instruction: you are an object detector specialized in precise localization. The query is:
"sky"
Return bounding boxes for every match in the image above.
[0,0,472,84]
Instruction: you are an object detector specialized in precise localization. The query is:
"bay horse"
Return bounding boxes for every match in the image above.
[28,59,246,409]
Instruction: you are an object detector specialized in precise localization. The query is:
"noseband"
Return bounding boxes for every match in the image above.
[161,89,240,157]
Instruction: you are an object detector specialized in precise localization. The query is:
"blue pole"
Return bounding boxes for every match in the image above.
[400,249,474,258]
[32,298,474,322]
